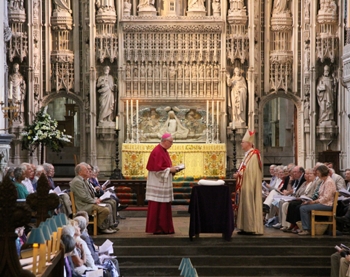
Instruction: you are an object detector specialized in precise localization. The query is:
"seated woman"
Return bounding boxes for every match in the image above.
[13,166,29,199]
[75,211,121,276]
[298,164,336,236]
[70,218,98,274]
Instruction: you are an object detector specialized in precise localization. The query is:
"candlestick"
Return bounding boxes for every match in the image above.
[126,99,129,129]
[211,100,214,125]
[115,116,119,130]
[131,99,133,142]
[136,100,139,142]
[216,101,219,126]
[9,81,13,100]
[206,100,209,125]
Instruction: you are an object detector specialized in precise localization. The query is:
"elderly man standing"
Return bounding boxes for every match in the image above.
[233,129,263,235]
[70,162,115,234]
[145,133,182,235]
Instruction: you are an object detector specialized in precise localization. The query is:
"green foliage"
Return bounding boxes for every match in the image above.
[21,108,72,154]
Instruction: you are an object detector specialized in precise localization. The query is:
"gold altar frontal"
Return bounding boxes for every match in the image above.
[121,143,227,179]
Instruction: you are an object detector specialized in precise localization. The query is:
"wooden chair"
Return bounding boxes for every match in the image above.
[70,191,98,236]
[311,191,339,237]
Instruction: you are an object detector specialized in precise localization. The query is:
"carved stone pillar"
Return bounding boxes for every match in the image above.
[269,6,293,92]
[8,0,28,62]
[50,1,74,93]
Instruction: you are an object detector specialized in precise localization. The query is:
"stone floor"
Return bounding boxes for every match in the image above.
[95,205,311,239]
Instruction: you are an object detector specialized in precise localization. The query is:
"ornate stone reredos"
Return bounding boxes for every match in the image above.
[123,24,223,33]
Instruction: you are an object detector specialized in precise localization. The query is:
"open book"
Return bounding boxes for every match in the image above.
[339,188,350,197]
[300,195,313,202]
[176,164,185,171]
[49,186,66,196]
[99,191,111,201]
[101,180,110,190]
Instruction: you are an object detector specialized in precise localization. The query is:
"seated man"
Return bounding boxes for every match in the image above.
[43,163,72,218]
[70,162,116,234]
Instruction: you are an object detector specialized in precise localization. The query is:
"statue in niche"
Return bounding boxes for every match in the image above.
[169,64,176,79]
[154,63,160,78]
[185,64,190,78]
[140,63,146,78]
[191,64,197,78]
[137,0,156,10]
[214,64,219,78]
[96,66,115,124]
[188,0,205,10]
[133,67,138,78]
[212,0,220,15]
[158,109,189,139]
[226,67,247,124]
[123,0,132,15]
[162,64,167,79]
[303,94,310,125]
[177,63,183,78]
[198,64,204,78]
[272,0,289,14]
[9,0,24,10]
[147,63,153,78]
[9,63,26,105]
[316,65,336,125]
[126,64,131,78]
[304,43,310,72]
[206,63,212,77]
[53,0,71,13]
[96,0,115,11]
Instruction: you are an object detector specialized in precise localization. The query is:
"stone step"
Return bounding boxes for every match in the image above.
[94,237,339,276]
[118,265,331,276]
[117,255,329,267]
[113,245,334,256]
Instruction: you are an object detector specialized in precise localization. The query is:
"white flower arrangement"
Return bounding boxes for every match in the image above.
[21,108,72,154]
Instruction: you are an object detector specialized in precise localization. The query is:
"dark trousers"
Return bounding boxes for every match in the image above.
[286,200,303,224]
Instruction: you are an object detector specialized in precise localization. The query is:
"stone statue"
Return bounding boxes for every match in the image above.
[303,95,310,125]
[97,66,115,123]
[9,63,26,104]
[188,0,205,10]
[272,0,289,14]
[316,65,336,125]
[137,0,155,10]
[159,110,189,139]
[123,0,132,15]
[212,0,220,15]
[53,0,71,13]
[226,67,247,124]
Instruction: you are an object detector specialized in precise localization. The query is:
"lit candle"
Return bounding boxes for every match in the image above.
[126,100,129,129]
[32,243,39,274]
[130,99,133,141]
[115,116,119,130]
[232,121,236,130]
[9,81,13,100]
[211,100,214,125]
[206,100,209,125]
[216,101,219,125]
[136,100,139,142]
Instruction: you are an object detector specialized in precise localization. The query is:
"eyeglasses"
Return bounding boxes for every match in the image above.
[165,140,174,144]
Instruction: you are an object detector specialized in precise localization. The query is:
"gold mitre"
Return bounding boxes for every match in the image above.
[242,129,255,144]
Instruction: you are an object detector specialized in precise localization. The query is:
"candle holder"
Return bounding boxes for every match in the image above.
[232,127,237,175]
[110,129,123,179]
[0,100,20,127]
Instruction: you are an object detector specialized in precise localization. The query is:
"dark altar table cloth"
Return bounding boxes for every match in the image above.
[188,185,234,241]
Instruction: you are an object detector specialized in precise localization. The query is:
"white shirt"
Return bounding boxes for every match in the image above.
[22,178,34,194]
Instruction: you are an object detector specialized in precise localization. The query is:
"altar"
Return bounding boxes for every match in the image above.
[121,143,226,179]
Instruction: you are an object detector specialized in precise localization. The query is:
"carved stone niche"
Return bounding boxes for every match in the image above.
[316,124,338,142]
[96,126,116,141]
